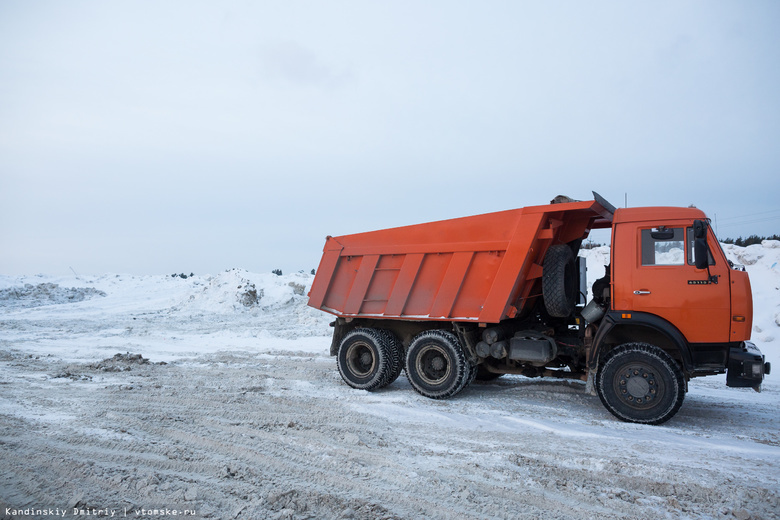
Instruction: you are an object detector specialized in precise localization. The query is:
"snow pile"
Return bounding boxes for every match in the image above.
[0,282,106,308]
[171,268,313,314]
[722,240,780,349]
[580,245,611,295]
[177,268,264,312]
[0,269,332,362]
[654,249,684,265]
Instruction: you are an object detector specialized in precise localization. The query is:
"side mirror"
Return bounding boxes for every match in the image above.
[693,220,710,269]
[693,219,707,239]
[694,237,709,269]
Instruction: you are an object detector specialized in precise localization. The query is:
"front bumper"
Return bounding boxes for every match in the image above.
[727,341,771,391]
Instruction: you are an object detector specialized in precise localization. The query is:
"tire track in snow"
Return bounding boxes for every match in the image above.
[2,352,779,520]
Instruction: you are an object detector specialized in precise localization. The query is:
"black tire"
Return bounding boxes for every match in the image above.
[378,329,404,386]
[337,328,395,391]
[405,330,473,399]
[475,365,503,381]
[596,343,686,425]
[542,244,577,317]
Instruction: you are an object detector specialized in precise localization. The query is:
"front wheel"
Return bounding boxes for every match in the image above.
[596,343,685,425]
[405,330,473,399]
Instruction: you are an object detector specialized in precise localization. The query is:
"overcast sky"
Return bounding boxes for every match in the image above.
[1,1,779,276]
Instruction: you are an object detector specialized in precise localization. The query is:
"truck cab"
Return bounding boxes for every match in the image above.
[611,207,749,345]
[588,207,766,401]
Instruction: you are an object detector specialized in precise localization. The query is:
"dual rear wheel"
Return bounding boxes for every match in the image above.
[336,327,475,399]
[405,330,475,399]
[337,328,402,391]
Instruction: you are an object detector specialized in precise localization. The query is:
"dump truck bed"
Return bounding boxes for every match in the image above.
[308,197,614,324]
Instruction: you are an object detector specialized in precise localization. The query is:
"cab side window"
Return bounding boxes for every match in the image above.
[641,228,685,266]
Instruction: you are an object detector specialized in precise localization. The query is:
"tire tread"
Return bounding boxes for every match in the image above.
[596,342,685,425]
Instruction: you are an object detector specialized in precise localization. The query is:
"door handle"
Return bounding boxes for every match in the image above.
[633,290,651,295]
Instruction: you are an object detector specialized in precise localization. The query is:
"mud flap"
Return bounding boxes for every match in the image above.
[585,369,597,396]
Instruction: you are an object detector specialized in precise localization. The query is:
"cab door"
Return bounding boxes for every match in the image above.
[616,222,730,343]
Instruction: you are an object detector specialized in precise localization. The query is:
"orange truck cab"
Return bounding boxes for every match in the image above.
[308,192,769,424]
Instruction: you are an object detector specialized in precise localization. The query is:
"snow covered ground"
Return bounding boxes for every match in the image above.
[1,244,779,519]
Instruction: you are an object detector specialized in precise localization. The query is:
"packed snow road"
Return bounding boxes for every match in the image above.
[1,248,779,519]
[1,347,778,520]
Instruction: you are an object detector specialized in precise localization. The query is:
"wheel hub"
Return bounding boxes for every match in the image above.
[619,367,656,406]
[416,345,451,385]
[346,342,375,377]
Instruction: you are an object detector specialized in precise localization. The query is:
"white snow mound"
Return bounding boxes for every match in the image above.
[0,282,106,308]
[177,268,312,314]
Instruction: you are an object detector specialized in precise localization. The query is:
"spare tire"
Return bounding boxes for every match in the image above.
[542,244,577,317]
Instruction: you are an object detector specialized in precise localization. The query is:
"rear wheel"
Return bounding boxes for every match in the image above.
[337,328,395,391]
[405,330,473,399]
[378,329,404,386]
[596,343,685,425]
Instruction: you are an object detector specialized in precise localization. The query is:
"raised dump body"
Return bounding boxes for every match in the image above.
[308,197,613,324]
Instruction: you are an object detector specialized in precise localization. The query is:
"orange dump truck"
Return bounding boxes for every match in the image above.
[307,192,769,424]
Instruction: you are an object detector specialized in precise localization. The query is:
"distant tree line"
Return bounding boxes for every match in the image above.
[721,234,780,247]
[272,269,316,275]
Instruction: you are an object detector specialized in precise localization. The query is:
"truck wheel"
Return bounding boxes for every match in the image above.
[337,328,395,391]
[543,244,577,317]
[406,330,473,399]
[378,329,404,386]
[596,343,685,425]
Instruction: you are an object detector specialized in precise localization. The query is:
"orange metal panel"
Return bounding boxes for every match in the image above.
[450,251,502,319]
[361,255,403,315]
[478,212,546,323]
[343,254,380,315]
[730,270,753,341]
[525,263,544,280]
[307,241,342,309]
[429,251,474,318]
[385,253,424,316]
[340,241,509,257]
[321,256,353,312]
[403,253,452,318]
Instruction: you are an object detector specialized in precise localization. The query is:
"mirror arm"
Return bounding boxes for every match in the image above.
[706,265,718,284]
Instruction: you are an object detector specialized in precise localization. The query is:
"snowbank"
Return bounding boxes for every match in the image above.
[0,269,332,362]
[0,282,106,308]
